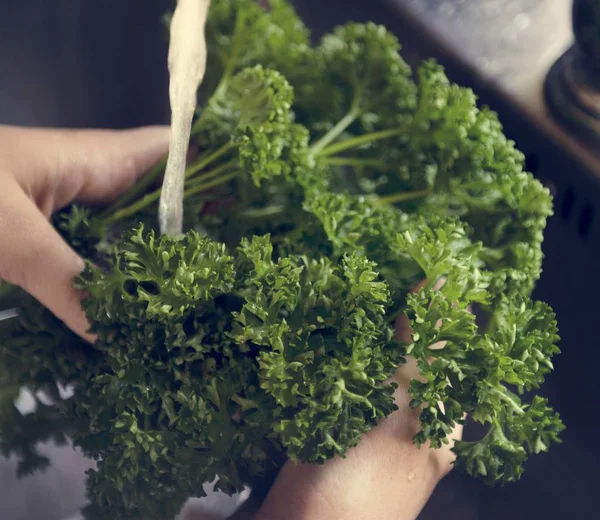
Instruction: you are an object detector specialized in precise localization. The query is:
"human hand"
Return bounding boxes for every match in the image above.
[250,312,463,520]
[0,124,170,340]
[0,124,461,520]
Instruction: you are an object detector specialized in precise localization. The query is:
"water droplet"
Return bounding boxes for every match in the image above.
[35,390,54,406]
[58,383,75,400]
[0,308,18,321]
[14,388,36,415]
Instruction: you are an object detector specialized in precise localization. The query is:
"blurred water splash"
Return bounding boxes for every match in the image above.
[0,308,17,321]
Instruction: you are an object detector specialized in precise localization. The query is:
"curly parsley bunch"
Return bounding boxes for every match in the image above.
[0,1,563,519]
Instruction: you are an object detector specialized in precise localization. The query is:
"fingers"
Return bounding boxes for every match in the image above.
[393,276,464,465]
[0,181,93,340]
[0,124,170,212]
[63,126,171,204]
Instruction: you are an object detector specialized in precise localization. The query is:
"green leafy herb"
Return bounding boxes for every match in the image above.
[0,1,562,519]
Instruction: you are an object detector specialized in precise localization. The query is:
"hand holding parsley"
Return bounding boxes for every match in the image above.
[0,1,564,519]
[251,314,463,520]
[0,125,170,339]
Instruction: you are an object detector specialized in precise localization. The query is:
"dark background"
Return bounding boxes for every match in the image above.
[0,1,170,128]
[0,1,598,519]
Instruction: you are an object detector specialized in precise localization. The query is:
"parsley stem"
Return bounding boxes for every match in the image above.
[315,127,404,158]
[105,164,238,224]
[184,170,239,198]
[387,304,411,324]
[376,190,431,205]
[99,156,167,218]
[489,387,525,415]
[240,205,285,218]
[323,157,386,168]
[105,192,160,224]
[309,109,359,156]
[185,160,238,189]
[190,109,208,137]
[102,143,233,224]
[184,142,234,179]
